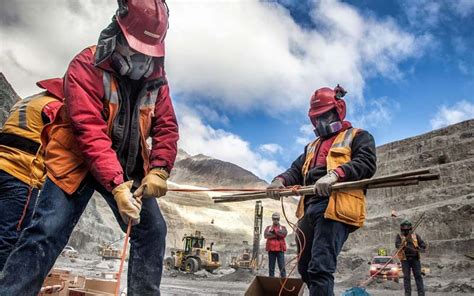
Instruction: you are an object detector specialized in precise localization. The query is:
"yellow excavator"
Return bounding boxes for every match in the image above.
[230,241,255,270]
[164,231,221,273]
[230,201,263,270]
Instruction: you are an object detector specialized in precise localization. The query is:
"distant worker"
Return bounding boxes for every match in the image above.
[0,85,62,270]
[266,85,376,295]
[396,219,426,296]
[264,212,287,278]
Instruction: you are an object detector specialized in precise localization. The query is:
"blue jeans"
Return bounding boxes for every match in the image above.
[401,258,425,296]
[268,251,286,277]
[296,198,350,296]
[0,177,167,296]
[0,170,38,270]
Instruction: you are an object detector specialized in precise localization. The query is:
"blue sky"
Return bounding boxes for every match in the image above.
[1,0,473,181]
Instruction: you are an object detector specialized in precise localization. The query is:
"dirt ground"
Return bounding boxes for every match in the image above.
[55,255,474,296]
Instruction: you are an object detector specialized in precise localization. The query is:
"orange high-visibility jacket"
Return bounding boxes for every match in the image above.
[297,128,367,228]
[0,93,61,188]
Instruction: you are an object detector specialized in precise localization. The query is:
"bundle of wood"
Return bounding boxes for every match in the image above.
[212,169,439,203]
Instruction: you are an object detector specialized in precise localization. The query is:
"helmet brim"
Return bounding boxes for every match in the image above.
[308,104,336,119]
[118,21,165,57]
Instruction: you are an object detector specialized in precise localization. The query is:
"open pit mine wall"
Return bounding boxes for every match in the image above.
[0,73,20,127]
[344,119,474,260]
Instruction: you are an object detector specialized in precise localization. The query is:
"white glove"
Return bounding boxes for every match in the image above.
[314,171,339,196]
[266,178,285,200]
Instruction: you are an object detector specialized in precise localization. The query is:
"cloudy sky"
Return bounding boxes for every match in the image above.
[1,0,473,181]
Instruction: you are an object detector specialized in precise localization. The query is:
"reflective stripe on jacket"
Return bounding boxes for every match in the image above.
[296,128,367,228]
[0,93,61,188]
[43,46,179,194]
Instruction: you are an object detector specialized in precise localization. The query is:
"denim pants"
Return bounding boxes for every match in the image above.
[268,251,286,278]
[0,170,38,270]
[0,177,167,296]
[296,198,350,296]
[401,258,425,296]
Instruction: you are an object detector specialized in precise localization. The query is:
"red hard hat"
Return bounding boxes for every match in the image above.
[116,0,169,57]
[308,85,347,120]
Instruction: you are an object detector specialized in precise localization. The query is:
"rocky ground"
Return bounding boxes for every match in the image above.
[0,72,20,128]
[55,253,473,295]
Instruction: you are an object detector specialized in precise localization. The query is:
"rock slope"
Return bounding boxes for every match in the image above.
[0,73,20,127]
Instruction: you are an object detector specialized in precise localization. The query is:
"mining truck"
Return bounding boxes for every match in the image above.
[98,236,126,260]
[164,231,221,273]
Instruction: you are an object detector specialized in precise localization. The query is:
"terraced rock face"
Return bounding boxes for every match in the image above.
[70,150,298,266]
[0,73,21,127]
[340,119,474,290]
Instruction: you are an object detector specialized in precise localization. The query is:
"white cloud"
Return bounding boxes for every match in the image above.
[0,1,115,97]
[402,0,474,29]
[167,0,426,113]
[176,104,284,181]
[259,144,283,155]
[430,100,474,129]
[350,97,399,129]
[1,0,426,117]
[452,0,474,17]
[0,0,432,178]
[403,0,442,28]
[296,124,314,145]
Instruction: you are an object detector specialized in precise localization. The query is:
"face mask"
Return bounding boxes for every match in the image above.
[401,229,410,236]
[111,37,154,80]
[311,110,342,138]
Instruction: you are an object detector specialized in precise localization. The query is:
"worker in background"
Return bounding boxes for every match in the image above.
[396,219,426,296]
[0,1,179,295]
[0,86,62,270]
[266,85,376,295]
[264,212,287,278]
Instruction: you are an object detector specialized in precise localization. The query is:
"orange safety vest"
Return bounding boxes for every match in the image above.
[398,233,419,260]
[0,93,58,188]
[43,46,162,194]
[296,128,366,228]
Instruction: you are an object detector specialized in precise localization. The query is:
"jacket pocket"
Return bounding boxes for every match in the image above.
[333,189,365,224]
[327,146,351,171]
[45,127,84,178]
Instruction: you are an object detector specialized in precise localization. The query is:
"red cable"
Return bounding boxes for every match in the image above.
[278,186,307,296]
[115,220,132,296]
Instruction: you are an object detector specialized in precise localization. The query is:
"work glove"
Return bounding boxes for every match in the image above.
[112,181,142,225]
[134,168,169,199]
[313,170,339,197]
[266,178,285,200]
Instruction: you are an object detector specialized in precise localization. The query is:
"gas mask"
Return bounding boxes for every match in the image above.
[311,109,343,138]
[111,36,154,80]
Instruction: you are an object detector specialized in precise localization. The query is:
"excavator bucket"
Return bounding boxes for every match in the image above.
[244,276,305,296]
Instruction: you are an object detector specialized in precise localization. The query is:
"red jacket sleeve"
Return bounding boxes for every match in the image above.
[64,48,124,191]
[149,83,179,172]
[275,225,287,239]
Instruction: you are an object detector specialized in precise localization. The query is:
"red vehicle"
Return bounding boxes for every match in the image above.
[368,256,400,282]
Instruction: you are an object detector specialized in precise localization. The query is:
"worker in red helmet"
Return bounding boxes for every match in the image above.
[266,85,376,295]
[0,1,178,295]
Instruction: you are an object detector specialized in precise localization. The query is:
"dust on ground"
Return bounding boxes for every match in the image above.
[54,254,474,296]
